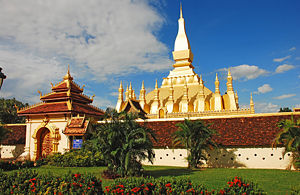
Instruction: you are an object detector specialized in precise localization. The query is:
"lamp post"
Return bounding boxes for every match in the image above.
[0,67,6,90]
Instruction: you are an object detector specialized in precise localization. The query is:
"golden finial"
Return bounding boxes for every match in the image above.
[64,64,73,81]
[180,2,183,18]
[228,68,232,77]
[215,73,219,81]
[14,104,19,111]
[119,81,123,89]
[37,90,42,97]
[199,75,203,85]
[50,82,54,87]
[155,79,158,89]
[141,80,145,90]
[81,84,85,91]
[91,94,95,101]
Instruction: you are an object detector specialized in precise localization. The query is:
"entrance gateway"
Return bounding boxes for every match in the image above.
[17,66,104,160]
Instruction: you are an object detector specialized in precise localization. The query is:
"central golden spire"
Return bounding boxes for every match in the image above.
[172,3,193,68]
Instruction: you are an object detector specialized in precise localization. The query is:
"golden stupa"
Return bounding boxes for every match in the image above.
[116,5,254,119]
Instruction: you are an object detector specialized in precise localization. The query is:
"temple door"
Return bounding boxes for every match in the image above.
[38,128,53,159]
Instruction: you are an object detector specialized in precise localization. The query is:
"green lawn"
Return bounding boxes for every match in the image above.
[5,166,300,194]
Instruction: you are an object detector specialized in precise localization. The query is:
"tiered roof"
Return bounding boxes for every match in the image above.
[18,67,104,118]
[64,115,90,136]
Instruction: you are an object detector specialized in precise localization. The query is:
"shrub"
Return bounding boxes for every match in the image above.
[0,160,35,171]
[46,150,105,167]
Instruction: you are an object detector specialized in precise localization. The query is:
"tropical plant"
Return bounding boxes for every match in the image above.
[273,117,300,169]
[279,107,293,112]
[0,98,28,124]
[84,110,156,177]
[173,119,218,168]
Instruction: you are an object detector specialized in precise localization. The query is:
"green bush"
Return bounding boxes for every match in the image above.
[0,160,35,171]
[46,149,105,167]
[0,169,103,194]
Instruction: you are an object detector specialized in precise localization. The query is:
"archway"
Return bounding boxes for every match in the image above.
[32,119,61,160]
[36,127,53,159]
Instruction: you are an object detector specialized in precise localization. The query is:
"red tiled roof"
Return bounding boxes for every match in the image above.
[72,102,104,116]
[18,101,104,117]
[1,124,26,145]
[41,92,92,104]
[64,118,89,136]
[18,102,69,115]
[141,114,300,147]
[52,81,83,93]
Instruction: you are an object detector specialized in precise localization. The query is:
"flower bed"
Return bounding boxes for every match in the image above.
[0,169,266,194]
[0,169,103,194]
[104,176,266,194]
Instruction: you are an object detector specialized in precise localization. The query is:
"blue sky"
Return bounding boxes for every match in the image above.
[0,0,299,113]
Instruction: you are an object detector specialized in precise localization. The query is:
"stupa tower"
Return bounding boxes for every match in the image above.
[161,4,199,88]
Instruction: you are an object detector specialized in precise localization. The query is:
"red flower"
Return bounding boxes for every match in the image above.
[165,183,171,187]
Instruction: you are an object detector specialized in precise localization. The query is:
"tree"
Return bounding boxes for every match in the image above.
[84,110,156,177]
[273,117,300,169]
[173,119,218,168]
[0,98,29,124]
[279,107,292,112]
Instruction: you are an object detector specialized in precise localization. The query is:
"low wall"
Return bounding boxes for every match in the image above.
[139,112,299,169]
[142,147,293,169]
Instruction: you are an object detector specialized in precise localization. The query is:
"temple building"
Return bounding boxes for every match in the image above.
[116,5,254,119]
[16,67,104,160]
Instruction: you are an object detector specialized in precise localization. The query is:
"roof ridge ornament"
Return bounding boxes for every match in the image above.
[64,64,73,81]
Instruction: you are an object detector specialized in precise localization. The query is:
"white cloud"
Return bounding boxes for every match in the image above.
[273,94,296,100]
[221,65,268,80]
[254,84,273,94]
[289,47,296,51]
[273,55,291,62]
[92,96,114,110]
[255,102,279,113]
[275,64,295,73]
[0,0,172,104]
[0,47,65,103]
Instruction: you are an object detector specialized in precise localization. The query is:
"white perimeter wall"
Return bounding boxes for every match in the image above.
[142,147,293,169]
[0,144,25,159]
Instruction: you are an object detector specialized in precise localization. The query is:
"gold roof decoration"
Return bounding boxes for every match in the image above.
[115,4,253,119]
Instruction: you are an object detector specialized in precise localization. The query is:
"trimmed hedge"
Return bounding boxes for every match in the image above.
[46,150,106,167]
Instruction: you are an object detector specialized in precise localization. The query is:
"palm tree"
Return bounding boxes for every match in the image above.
[273,117,300,169]
[173,119,218,168]
[86,110,156,177]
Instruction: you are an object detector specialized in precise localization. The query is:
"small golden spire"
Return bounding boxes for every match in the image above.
[141,80,145,90]
[125,85,129,101]
[154,79,159,101]
[228,68,232,77]
[180,2,183,18]
[215,73,220,94]
[227,68,233,92]
[140,81,146,101]
[250,93,255,114]
[119,81,123,89]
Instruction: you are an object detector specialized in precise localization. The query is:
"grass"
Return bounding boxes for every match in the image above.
[5,165,300,194]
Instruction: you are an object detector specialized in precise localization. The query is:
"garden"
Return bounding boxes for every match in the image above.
[1,109,300,194]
